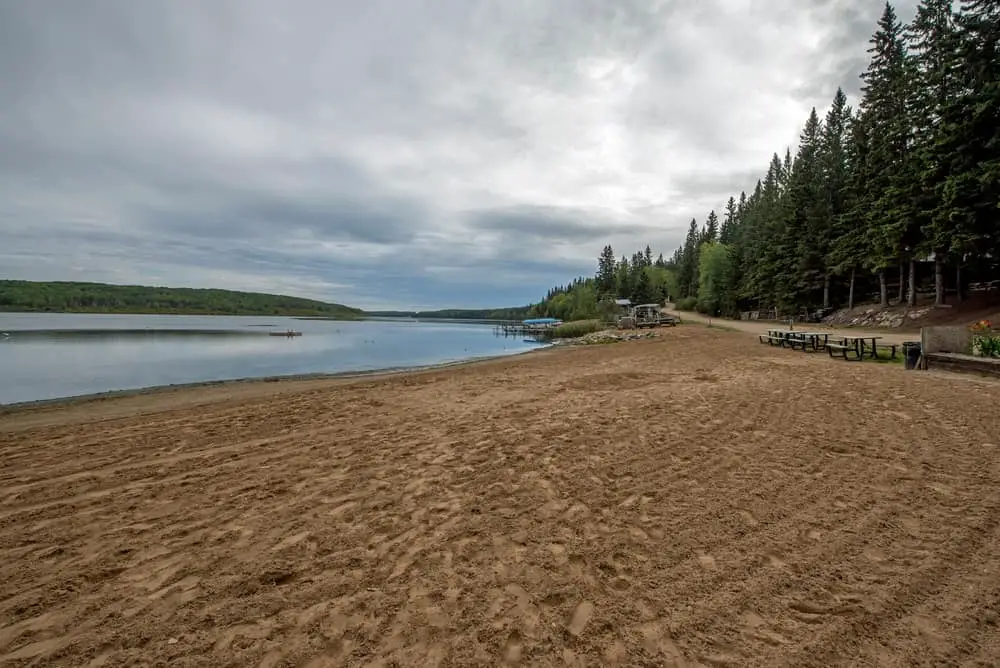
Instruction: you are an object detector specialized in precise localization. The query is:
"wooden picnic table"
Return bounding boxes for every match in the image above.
[785,331,830,351]
[830,334,883,360]
[760,329,795,346]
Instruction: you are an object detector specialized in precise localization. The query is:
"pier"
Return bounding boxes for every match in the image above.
[493,317,563,338]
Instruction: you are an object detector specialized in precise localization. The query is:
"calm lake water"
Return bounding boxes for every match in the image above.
[0,313,543,405]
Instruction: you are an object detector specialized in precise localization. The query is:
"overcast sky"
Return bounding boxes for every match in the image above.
[0,0,918,310]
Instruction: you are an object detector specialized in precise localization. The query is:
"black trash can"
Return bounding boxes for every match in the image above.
[903,341,921,370]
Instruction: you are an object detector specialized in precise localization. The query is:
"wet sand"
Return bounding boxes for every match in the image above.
[2,326,999,666]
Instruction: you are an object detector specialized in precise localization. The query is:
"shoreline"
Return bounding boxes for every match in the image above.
[0,346,550,415]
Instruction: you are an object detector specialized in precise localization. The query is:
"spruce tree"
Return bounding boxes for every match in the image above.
[720,197,737,245]
[705,210,719,242]
[860,2,914,306]
[788,107,827,308]
[679,219,700,298]
[818,89,851,307]
[596,244,617,297]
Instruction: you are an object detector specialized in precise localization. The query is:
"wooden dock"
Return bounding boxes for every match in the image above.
[493,320,561,337]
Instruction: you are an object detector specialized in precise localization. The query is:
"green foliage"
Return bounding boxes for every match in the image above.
[676,296,698,312]
[0,280,362,318]
[696,242,735,316]
[550,319,603,339]
[531,244,674,321]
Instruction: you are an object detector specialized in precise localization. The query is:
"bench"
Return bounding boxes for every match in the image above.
[759,334,784,345]
[786,336,817,351]
[786,337,806,350]
[884,344,898,359]
[826,343,861,360]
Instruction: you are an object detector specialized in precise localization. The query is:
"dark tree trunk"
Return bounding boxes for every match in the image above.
[956,264,964,303]
[823,273,831,309]
[908,258,917,307]
[848,268,856,310]
[879,270,889,307]
[898,263,906,304]
[935,256,946,307]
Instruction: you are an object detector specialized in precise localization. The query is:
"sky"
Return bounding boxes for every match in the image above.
[0,0,919,310]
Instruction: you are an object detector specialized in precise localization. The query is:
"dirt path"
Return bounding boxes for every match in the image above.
[665,308,917,346]
[2,327,999,666]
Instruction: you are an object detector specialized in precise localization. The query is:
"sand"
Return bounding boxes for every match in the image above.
[2,326,1000,667]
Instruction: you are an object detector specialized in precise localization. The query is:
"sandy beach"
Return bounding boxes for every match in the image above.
[2,325,1000,666]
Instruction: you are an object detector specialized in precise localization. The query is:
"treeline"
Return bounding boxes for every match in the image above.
[671,0,999,316]
[0,281,363,318]
[529,245,677,321]
[368,307,532,320]
[533,0,999,320]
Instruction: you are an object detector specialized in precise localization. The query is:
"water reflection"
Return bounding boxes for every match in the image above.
[0,313,544,405]
[0,329,267,341]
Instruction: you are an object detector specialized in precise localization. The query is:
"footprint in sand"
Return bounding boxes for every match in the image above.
[502,630,523,665]
[742,611,790,646]
[639,621,686,662]
[765,552,786,569]
[609,576,631,592]
[567,600,595,637]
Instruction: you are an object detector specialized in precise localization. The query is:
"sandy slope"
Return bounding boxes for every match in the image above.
[2,326,999,666]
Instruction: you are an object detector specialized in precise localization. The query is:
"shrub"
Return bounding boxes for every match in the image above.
[551,319,603,338]
[676,296,698,311]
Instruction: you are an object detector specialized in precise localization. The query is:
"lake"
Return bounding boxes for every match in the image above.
[0,313,544,405]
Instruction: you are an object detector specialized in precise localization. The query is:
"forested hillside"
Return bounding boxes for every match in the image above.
[532,0,999,321]
[0,281,363,318]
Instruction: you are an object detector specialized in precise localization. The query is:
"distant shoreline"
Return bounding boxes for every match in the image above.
[0,309,362,319]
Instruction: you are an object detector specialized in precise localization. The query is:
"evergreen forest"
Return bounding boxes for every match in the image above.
[0,281,364,318]
[531,1,999,321]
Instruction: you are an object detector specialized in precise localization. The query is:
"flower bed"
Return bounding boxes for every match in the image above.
[971,320,1000,358]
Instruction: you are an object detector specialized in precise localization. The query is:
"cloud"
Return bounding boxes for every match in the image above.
[0,0,918,309]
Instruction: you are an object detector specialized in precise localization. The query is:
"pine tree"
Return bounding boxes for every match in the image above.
[596,244,617,297]
[907,0,962,305]
[932,0,1000,302]
[679,219,700,298]
[860,2,914,306]
[818,89,851,307]
[720,197,737,245]
[705,210,719,242]
[615,255,631,299]
[788,107,827,308]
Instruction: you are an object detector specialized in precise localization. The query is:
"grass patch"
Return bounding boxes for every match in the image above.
[551,319,603,339]
[704,321,738,332]
[871,348,905,364]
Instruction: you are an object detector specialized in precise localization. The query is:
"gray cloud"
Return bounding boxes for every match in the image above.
[0,0,919,309]
[466,205,652,242]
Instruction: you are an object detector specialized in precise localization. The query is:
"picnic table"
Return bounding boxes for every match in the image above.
[759,329,830,351]
[759,329,795,346]
[786,332,831,352]
[826,335,894,360]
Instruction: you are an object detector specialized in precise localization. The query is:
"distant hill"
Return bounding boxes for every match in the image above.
[0,280,363,319]
[368,306,532,321]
